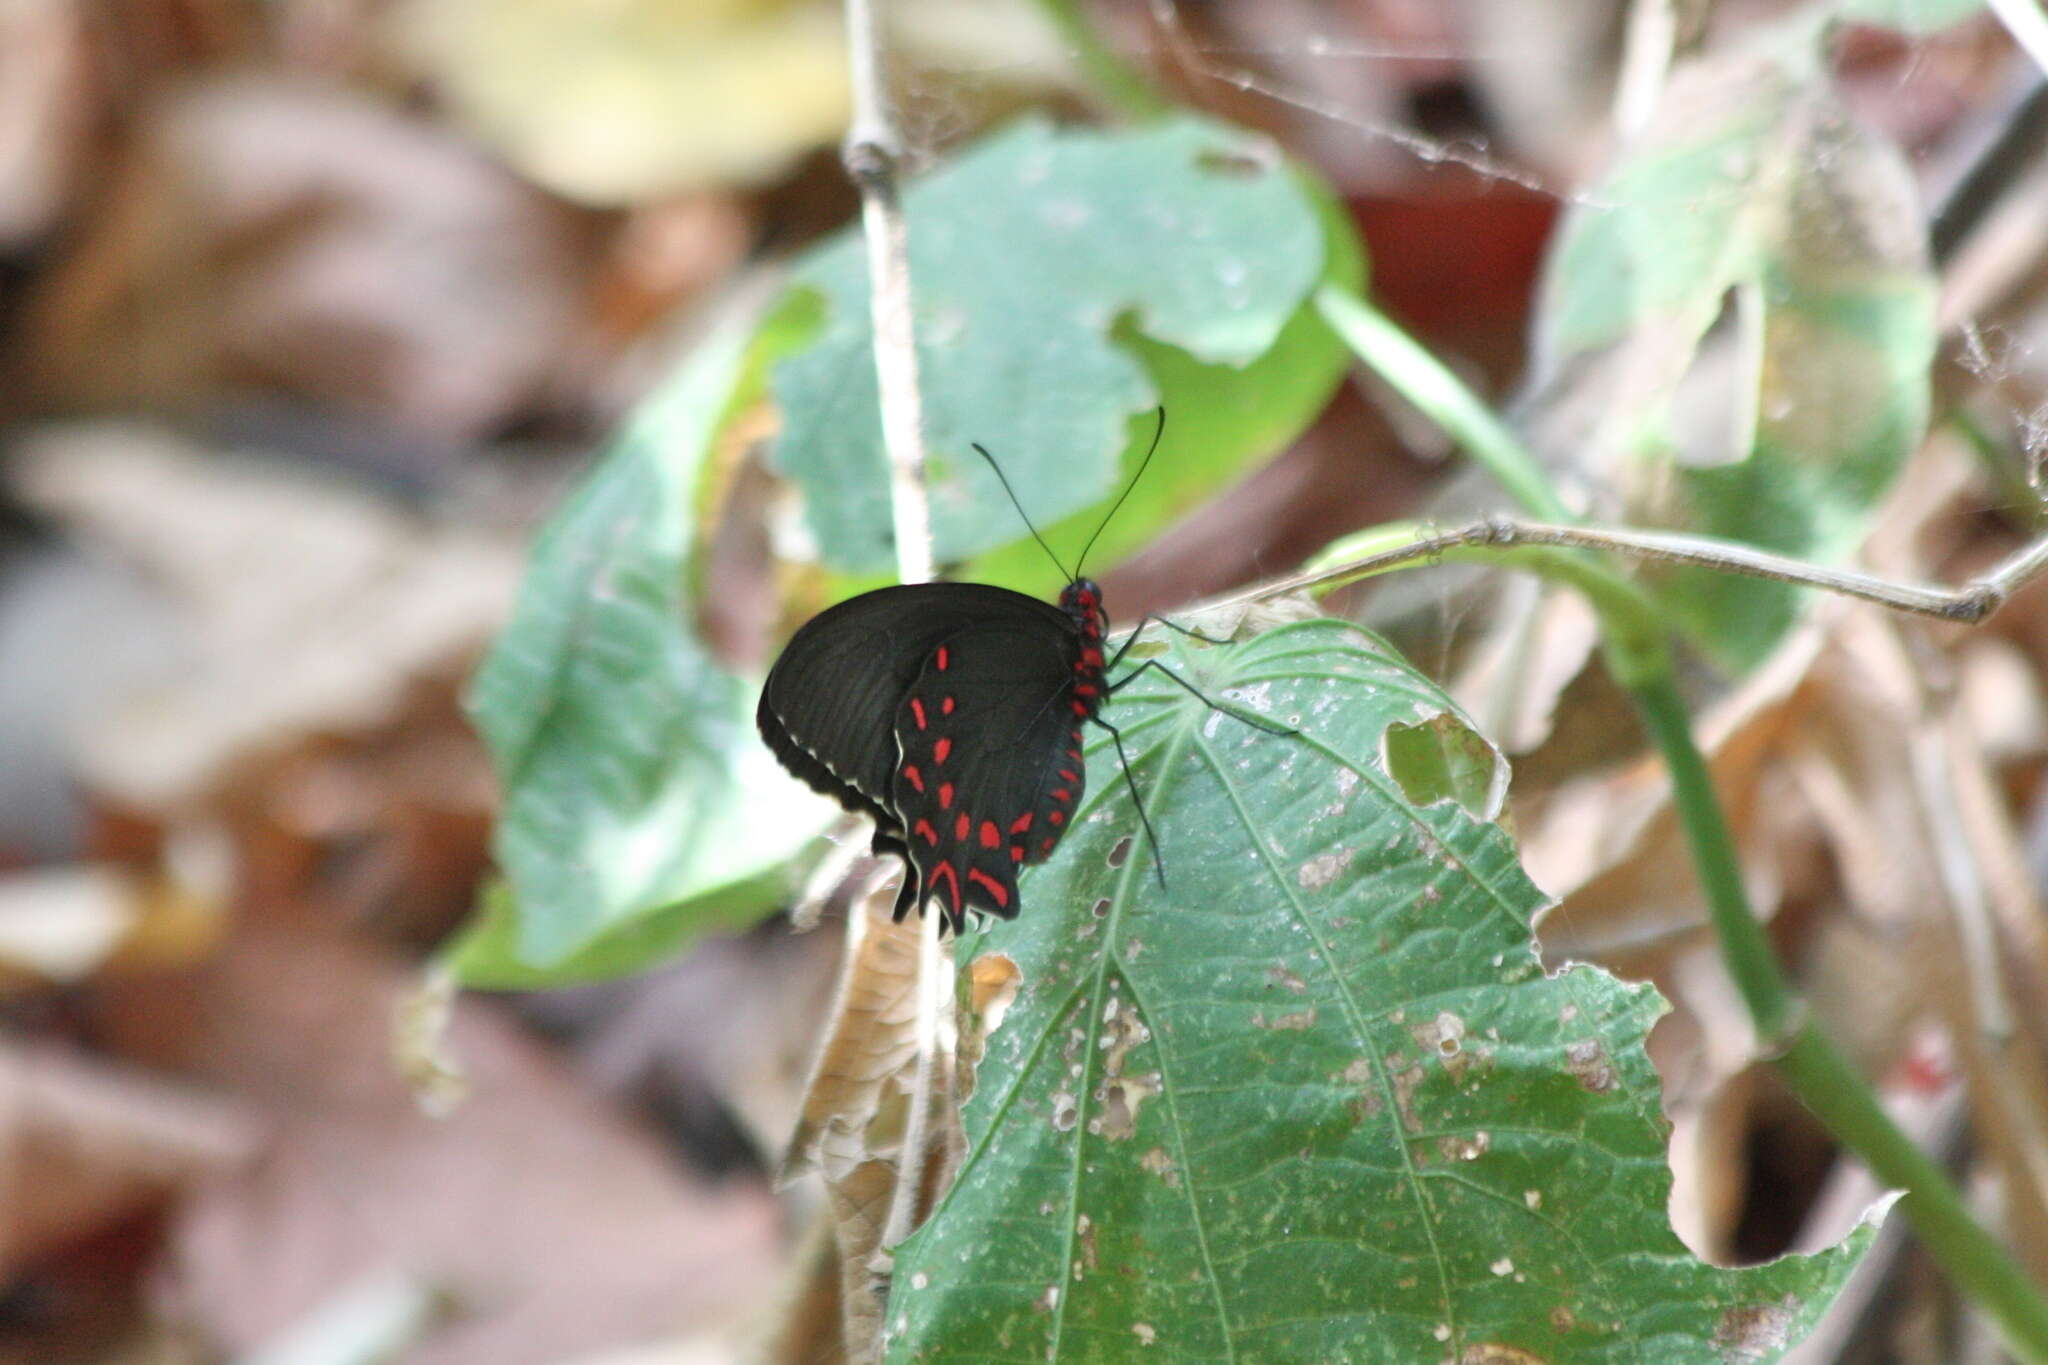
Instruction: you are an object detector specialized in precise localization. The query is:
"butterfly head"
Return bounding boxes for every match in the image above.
[1059,577,1107,641]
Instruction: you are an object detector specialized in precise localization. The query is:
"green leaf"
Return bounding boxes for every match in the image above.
[771,116,1344,582]
[462,307,834,974]
[439,874,785,990]
[1832,0,1983,32]
[885,620,1874,1362]
[1530,44,1936,671]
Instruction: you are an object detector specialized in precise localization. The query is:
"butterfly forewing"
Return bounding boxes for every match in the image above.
[887,614,1083,931]
[758,585,1057,819]
[757,583,1088,928]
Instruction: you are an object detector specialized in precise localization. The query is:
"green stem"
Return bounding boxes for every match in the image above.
[1630,664,2048,1363]
[1315,283,1575,523]
[1030,0,1171,119]
[1623,666,1800,1043]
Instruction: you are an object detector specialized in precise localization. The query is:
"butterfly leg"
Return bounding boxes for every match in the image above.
[1106,658,1297,737]
[1088,716,1169,890]
[1101,612,1234,675]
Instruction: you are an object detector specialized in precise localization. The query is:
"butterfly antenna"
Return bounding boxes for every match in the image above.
[1075,406,1165,577]
[971,441,1073,581]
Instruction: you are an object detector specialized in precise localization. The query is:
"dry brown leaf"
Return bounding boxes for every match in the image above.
[0,0,92,249]
[389,0,1071,206]
[772,878,1007,1361]
[6,423,520,813]
[23,74,589,438]
[90,920,784,1365]
[0,832,230,986]
[0,1038,260,1279]
[780,894,937,1192]
[389,0,853,204]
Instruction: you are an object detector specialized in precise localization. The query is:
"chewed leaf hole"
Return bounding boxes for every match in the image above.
[1107,836,1133,869]
[1381,710,1507,821]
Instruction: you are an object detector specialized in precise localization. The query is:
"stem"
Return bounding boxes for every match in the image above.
[1624,667,1801,1042]
[841,0,945,1269]
[1315,283,1576,523]
[1031,0,1170,118]
[843,0,934,587]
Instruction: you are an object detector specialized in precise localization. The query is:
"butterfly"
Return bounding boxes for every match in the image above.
[756,413,1282,931]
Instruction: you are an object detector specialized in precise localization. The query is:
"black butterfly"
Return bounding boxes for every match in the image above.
[756,414,1281,931]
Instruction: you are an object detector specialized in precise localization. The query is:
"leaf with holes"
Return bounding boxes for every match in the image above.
[1527,36,1935,672]
[771,115,1352,586]
[882,619,1874,1363]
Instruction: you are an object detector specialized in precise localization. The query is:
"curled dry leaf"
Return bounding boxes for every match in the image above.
[774,877,1014,1362]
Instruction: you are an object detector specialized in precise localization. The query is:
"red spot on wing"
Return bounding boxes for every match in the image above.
[1010,847,1025,863]
[954,812,970,842]
[979,820,999,849]
[936,645,950,671]
[1050,789,1071,803]
[914,819,939,846]
[1009,813,1033,834]
[1048,810,1065,826]
[938,782,954,810]
[942,695,955,715]
[1041,836,1056,853]
[902,764,924,793]
[910,698,928,730]
[1070,699,1090,717]
[933,737,952,765]
[966,867,1010,909]
[928,862,961,915]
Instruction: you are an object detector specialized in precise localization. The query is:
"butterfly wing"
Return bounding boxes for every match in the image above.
[757,582,1078,925]
[886,611,1087,931]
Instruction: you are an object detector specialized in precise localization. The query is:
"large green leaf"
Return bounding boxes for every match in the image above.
[461,311,834,973]
[884,620,1873,1362]
[1833,0,1983,31]
[1529,39,1936,671]
[771,116,1343,582]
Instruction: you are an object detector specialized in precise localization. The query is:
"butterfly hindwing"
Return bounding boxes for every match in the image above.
[887,614,1083,931]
